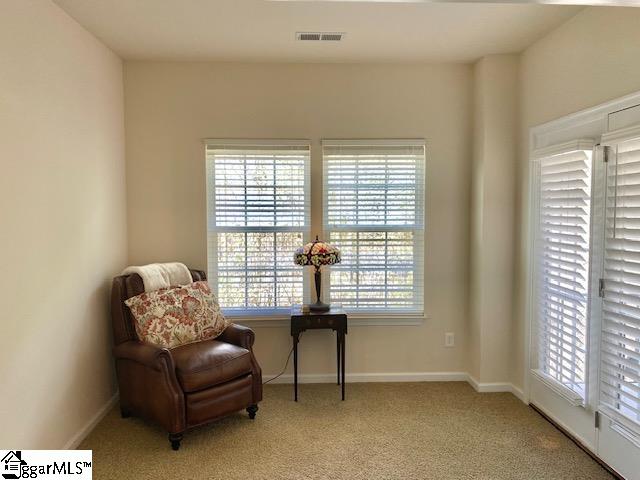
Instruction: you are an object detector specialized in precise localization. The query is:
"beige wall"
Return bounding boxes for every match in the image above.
[0,0,127,448]
[470,55,519,383]
[124,62,472,376]
[514,6,640,390]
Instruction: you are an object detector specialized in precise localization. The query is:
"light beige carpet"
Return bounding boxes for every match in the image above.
[80,382,613,479]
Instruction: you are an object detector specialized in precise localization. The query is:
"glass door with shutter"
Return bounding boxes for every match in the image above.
[595,126,640,480]
[529,141,599,449]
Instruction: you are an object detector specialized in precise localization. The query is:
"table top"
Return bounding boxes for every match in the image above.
[290,305,347,318]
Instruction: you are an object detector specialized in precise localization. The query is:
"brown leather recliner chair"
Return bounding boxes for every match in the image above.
[110,269,262,450]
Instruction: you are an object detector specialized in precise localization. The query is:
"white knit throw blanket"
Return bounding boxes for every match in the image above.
[121,262,193,292]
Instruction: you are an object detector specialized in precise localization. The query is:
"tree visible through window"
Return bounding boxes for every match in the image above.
[206,142,310,315]
[323,141,425,313]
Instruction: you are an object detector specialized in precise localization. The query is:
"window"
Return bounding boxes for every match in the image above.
[532,141,594,403]
[322,140,425,313]
[599,130,640,427]
[206,140,310,316]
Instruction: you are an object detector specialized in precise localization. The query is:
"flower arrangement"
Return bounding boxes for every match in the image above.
[293,236,341,312]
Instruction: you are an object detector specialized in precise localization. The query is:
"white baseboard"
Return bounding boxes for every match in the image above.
[266,372,528,403]
[264,371,469,384]
[466,374,528,404]
[466,375,512,392]
[510,384,527,403]
[265,372,529,405]
[63,393,119,450]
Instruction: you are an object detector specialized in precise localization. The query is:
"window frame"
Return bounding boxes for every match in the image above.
[321,139,426,318]
[525,90,640,408]
[205,139,311,318]
[530,139,596,406]
[597,126,640,436]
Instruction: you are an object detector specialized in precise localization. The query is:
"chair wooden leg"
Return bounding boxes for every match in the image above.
[120,408,131,419]
[169,433,183,451]
[247,404,259,419]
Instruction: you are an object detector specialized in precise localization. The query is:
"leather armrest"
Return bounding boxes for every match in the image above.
[113,341,174,372]
[218,323,255,350]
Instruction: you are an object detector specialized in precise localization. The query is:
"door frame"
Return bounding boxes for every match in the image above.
[525,89,640,404]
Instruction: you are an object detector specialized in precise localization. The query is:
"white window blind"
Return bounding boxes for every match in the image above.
[533,141,595,402]
[322,140,425,313]
[206,140,310,315]
[600,128,640,429]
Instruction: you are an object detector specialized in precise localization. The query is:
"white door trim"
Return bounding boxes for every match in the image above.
[524,89,640,403]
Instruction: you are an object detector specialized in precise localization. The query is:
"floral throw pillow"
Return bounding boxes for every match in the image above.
[124,281,229,349]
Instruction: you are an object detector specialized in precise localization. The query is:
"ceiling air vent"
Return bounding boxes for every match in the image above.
[296,32,345,42]
[321,33,344,42]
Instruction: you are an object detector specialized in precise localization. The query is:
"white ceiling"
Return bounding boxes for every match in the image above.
[54,0,582,63]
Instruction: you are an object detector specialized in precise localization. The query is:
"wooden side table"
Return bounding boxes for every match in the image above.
[290,306,348,401]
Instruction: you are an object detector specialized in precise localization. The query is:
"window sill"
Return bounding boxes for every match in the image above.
[227,312,427,328]
[531,369,585,407]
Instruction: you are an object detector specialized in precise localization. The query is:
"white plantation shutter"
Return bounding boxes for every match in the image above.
[533,140,595,403]
[322,140,425,313]
[599,127,640,430]
[206,140,310,315]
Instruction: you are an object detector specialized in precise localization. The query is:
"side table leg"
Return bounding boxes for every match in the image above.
[341,331,346,401]
[336,331,341,385]
[293,334,299,402]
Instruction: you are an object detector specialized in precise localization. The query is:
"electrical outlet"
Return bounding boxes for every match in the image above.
[445,332,455,347]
